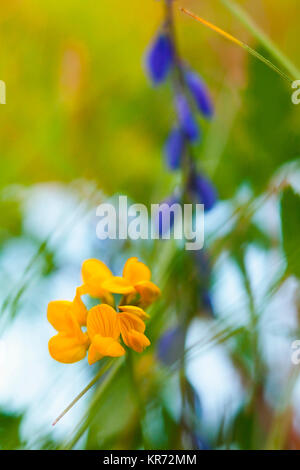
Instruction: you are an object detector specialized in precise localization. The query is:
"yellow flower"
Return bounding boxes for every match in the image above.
[47,257,157,367]
[47,295,90,364]
[102,257,161,308]
[118,305,151,353]
[77,258,114,305]
[118,305,150,320]
[87,304,125,365]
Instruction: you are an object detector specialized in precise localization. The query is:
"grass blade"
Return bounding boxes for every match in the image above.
[181,8,293,84]
[219,0,300,80]
[52,359,114,426]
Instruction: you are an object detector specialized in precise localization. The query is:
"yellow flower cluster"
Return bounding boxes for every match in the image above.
[47,257,160,365]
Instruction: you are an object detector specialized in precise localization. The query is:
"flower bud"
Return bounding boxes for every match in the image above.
[175,94,200,142]
[164,127,185,170]
[185,70,213,118]
[145,33,173,85]
[188,173,217,211]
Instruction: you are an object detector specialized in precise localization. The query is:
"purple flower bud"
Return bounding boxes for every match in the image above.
[175,95,200,142]
[185,70,213,118]
[193,250,211,276]
[192,434,210,450]
[157,326,185,366]
[164,127,185,170]
[202,290,214,315]
[188,173,217,211]
[156,194,181,236]
[145,33,174,85]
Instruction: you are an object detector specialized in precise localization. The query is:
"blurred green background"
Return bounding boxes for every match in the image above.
[1,0,300,450]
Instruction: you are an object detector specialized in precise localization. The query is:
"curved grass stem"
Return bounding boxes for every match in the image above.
[52,359,114,426]
[60,358,124,449]
[219,0,300,80]
[181,8,293,84]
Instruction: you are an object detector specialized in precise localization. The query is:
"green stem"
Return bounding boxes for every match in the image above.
[126,350,150,449]
[53,359,114,426]
[242,44,292,83]
[219,0,300,80]
[181,7,292,84]
[238,254,260,421]
[61,358,124,449]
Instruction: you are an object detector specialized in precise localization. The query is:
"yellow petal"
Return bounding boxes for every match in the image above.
[82,258,113,284]
[87,304,120,341]
[73,292,88,326]
[125,330,151,353]
[118,312,146,334]
[91,334,125,358]
[76,285,114,307]
[87,342,103,365]
[81,259,113,298]
[100,291,115,306]
[102,276,135,294]
[47,301,79,335]
[119,305,150,320]
[134,281,161,308]
[48,333,88,364]
[118,312,146,351]
[76,284,89,296]
[123,257,151,284]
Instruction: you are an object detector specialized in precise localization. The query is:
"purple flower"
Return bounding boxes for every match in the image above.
[185,70,213,118]
[188,173,217,211]
[201,290,214,315]
[175,95,200,142]
[157,326,185,365]
[145,33,174,85]
[192,434,210,450]
[155,194,180,237]
[164,127,185,170]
